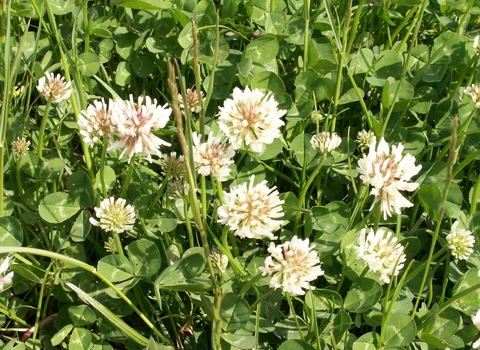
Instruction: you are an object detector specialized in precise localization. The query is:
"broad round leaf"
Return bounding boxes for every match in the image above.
[97,255,134,283]
[39,192,80,223]
[242,36,279,64]
[344,278,382,313]
[220,293,250,332]
[278,340,315,350]
[383,313,416,347]
[67,171,95,207]
[0,216,23,246]
[126,239,161,278]
[78,52,100,77]
[68,305,97,326]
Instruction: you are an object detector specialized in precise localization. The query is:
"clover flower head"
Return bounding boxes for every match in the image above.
[210,247,229,274]
[474,36,480,56]
[108,95,172,163]
[167,178,190,199]
[356,129,377,151]
[90,197,136,234]
[11,137,30,157]
[0,257,14,291]
[446,221,475,260]
[465,83,480,109]
[260,236,324,295]
[159,152,186,179]
[78,98,119,145]
[310,131,342,154]
[472,309,480,330]
[218,175,285,239]
[36,73,72,103]
[218,87,286,153]
[192,132,235,182]
[179,89,205,113]
[357,137,422,219]
[356,228,406,283]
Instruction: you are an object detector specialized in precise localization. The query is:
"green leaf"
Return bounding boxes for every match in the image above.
[144,208,177,232]
[68,305,97,326]
[305,289,343,311]
[452,269,480,313]
[311,202,351,234]
[322,310,351,342]
[294,71,334,105]
[115,61,132,86]
[97,255,134,283]
[95,166,116,195]
[383,313,416,346]
[242,36,279,64]
[220,293,250,332]
[291,134,316,167]
[126,239,161,278]
[193,0,216,26]
[51,324,74,346]
[278,340,315,350]
[114,0,172,10]
[275,317,308,339]
[0,216,23,246]
[421,308,460,347]
[131,56,154,78]
[10,263,45,283]
[19,153,65,181]
[66,282,148,346]
[71,211,91,242]
[77,52,100,77]
[39,192,80,224]
[344,278,382,312]
[69,327,92,350]
[431,32,466,67]
[67,171,94,208]
[253,137,283,161]
[220,333,257,349]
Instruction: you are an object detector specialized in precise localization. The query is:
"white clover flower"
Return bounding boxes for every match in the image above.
[446,221,475,260]
[310,131,342,154]
[0,257,14,291]
[36,72,72,103]
[11,137,30,157]
[472,309,480,329]
[210,247,229,274]
[218,87,286,153]
[90,197,136,234]
[179,89,205,113]
[356,228,406,283]
[357,137,422,219]
[260,236,324,296]
[159,152,186,179]
[474,36,480,56]
[108,95,172,163]
[78,98,119,145]
[356,129,376,151]
[192,132,235,182]
[465,83,480,109]
[218,176,285,239]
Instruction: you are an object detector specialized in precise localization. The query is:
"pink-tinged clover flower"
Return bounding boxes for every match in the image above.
[36,73,72,103]
[78,98,119,145]
[218,87,286,153]
[357,137,422,219]
[109,95,172,163]
[218,176,284,239]
[192,132,235,182]
[178,89,205,113]
[260,236,324,296]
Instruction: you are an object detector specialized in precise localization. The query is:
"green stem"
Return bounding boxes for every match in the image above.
[286,293,305,341]
[294,154,327,232]
[471,171,480,215]
[99,139,108,198]
[302,0,311,71]
[120,159,135,198]
[412,117,458,318]
[36,99,52,159]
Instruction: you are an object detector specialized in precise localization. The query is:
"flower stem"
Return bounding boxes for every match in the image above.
[286,293,305,341]
[99,138,108,198]
[120,158,135,199]
[36,99,52,159]
[294,153,327,233]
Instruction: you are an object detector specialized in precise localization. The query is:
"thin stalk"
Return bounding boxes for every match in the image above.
[37,98,52,159]
[302,0,311,71]
[32,262,53,347]
[168,61,218,293]
[191,18,204,134]
[286,293,305,341]
[120,159,135,198]
[99,138,108,197]
[412,117,458,318]
[294,153,327,232]
[345,0,366,55]
[470,171,480,215]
